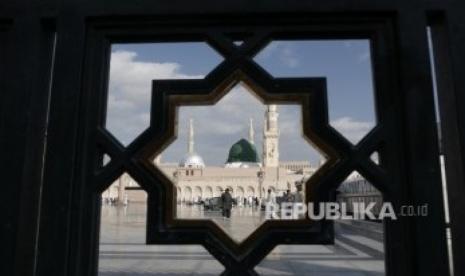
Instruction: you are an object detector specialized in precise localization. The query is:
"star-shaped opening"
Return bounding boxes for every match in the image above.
[137,70,339,253]
[89,25,391,275]
[153,82,327,242]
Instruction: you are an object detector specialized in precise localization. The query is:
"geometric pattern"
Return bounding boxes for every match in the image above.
[92,29,387,275]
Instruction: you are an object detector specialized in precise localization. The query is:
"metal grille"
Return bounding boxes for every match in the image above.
[2,2,465,276]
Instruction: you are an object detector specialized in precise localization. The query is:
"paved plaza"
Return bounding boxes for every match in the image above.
[177,203,266,242]
[99,203,385,275]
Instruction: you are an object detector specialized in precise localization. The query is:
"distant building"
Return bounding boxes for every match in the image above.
[103,105,319,204]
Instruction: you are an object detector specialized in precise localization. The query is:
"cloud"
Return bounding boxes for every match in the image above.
[343,41,353,48]
[106,50,202,145]
[330,116,374,143]
[161,85,322,165]
[106,50,322,165]
[257,42,300,68]
[258,43,278,59]
[279,120,301,136]
[357,51,371,63]
[168,86,266,164]
[280,46,300,68]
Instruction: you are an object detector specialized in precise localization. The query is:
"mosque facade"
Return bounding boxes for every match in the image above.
[103,105,319,204]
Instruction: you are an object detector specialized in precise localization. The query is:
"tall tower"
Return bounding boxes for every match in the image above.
[188,118,194,154]
[249,118,255,144]
[263,105,279,167]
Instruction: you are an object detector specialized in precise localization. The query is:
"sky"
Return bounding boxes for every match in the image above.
[106,40,376,166]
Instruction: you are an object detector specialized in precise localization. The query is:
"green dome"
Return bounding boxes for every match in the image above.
[226,139,260,163]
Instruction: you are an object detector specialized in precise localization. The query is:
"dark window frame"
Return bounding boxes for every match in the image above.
[2,2,464,276]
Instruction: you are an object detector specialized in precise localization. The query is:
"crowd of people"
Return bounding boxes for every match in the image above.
[219,188,299,219]
[101,195,128,206]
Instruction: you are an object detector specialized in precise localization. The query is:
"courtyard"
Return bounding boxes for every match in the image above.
[99,203,385,275]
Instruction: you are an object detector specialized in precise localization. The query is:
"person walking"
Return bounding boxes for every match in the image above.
[221,188,233,219]
[265,188,278,219]
[283,189,293,202]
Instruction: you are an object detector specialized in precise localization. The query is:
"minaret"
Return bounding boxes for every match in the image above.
[249,118,255,144]
[263,105,279,167]
[188,118,194,154]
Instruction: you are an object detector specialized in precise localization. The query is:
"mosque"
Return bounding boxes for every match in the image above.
[102,105,319,204]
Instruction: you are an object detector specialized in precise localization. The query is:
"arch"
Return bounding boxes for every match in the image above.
[246,186,255,197]
[184,186,192,202]
[236,186,245,198]
[205,186,213,198]
[176,186,182,202]
[193,186,202,202]
[215,186,223,197]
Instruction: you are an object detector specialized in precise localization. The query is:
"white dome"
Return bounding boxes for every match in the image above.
[179,153,205,168]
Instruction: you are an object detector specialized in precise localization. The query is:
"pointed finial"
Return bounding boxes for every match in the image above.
[249,118,255,144]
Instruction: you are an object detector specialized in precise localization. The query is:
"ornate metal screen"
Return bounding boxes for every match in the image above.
[78,16,445,275]
[3,2,465,276]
